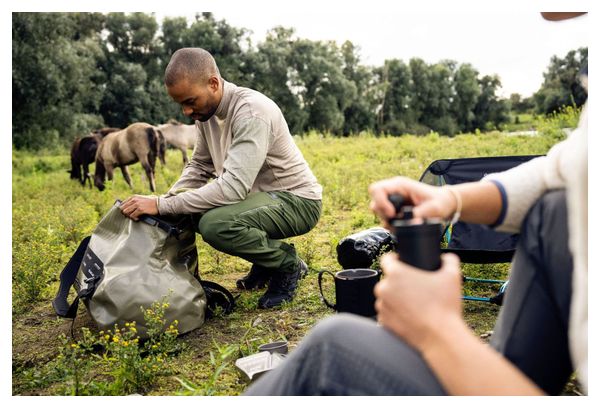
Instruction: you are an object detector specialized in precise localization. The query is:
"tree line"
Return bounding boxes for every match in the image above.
[12,12,588,150]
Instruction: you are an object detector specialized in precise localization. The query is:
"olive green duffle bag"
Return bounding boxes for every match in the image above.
[53,200,234,338]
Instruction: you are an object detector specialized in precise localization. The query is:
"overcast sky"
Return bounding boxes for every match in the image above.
[156,10,588,98]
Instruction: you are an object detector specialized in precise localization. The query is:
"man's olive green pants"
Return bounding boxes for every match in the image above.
[197,192,322,273]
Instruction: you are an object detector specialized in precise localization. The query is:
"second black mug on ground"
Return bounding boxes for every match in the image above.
[318,268,380,317]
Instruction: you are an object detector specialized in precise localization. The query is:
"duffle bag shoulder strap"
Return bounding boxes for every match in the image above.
[52,236,91,318]
[201,280,236,318]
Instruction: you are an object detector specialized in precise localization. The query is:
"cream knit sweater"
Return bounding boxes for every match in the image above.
[484,103,588,393]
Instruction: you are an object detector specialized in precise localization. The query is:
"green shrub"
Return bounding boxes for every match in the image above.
[34,298,184,395]
[535,105,581,143]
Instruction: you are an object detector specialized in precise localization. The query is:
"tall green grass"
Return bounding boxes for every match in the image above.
[11,129,562,313]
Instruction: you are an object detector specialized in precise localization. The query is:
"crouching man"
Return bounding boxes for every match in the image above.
[120,47,322,309]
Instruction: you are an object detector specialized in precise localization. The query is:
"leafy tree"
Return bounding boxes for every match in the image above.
[184,13,248,83]
[423,61,456,135]
[100,61,149,127]
[340,41,377,135]
[376,59,412,134]
[452,63,480,132]
[534,47,587,114]
[246,27,308,134]
[101,13,187,127]
[473,75,510,131]
[12,12,106,149]
[408,58,430,128]
[291,39,356,133]
[160,16,189,58]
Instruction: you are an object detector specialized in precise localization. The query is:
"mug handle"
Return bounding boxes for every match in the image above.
[318,270,336,310]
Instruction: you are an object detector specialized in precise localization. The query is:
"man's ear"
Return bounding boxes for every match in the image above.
[208,76,220,91]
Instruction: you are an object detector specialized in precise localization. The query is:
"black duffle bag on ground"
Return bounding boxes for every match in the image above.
[336,227,394,269]
[53,200,234,338]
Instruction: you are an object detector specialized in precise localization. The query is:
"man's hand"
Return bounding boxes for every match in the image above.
[120,195,159,221]
[374,252,463,352]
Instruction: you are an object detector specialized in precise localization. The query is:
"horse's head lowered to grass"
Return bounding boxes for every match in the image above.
[93,123,164,192]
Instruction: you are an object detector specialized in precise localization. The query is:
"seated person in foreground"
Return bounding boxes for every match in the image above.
[243,43,588,397]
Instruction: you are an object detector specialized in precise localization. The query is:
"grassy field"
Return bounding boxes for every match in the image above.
[12,117,582,395]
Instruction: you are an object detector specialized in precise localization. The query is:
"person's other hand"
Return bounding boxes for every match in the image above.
[120,195,159,220]
[374,252,463,352]
[368,176,457,228]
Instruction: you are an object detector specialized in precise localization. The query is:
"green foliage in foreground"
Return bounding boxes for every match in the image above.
[12,114,578,395]
[16,299,182,395]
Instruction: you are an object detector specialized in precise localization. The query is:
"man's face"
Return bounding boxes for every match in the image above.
[167,77,221,122]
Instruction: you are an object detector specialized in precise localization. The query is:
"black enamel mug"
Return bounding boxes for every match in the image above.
[318,268,380,317]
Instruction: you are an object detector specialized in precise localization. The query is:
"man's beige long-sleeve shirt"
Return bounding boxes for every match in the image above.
[157,80,322,215]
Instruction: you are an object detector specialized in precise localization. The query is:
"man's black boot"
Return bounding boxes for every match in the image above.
[258,259,308,309]
[236,264,272,290]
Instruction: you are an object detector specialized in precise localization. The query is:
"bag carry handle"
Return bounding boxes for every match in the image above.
[52,236,91,318]
[114,199,185,238]
[139,214,185,238]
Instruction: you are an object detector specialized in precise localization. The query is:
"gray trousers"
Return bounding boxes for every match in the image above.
[245,190,573,395]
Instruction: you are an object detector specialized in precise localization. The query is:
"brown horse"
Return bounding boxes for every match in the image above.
[157,120,197,164]
[68,127,121,187]
[93,123,166,192]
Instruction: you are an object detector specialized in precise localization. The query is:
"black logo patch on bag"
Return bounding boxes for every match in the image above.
[76,247,104,298]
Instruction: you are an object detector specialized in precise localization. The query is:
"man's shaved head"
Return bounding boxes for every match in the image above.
[164,48,221,87]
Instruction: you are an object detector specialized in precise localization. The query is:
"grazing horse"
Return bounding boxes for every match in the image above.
[157,121,197,164]
[68,127,121,187]
[93,123,166,192]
